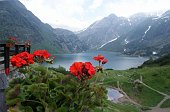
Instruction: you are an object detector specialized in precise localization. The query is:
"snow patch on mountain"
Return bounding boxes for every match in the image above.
[145,26,151,34]
[161,16,170,19]
[128,18,132,26]
[142,25,151,40]
[124,39,129,44]
[152,14,170,21]
[152,51,157,55]
[98,38,118,49]
[152,17,159,20]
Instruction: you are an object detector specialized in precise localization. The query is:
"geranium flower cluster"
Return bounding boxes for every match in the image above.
[6,36,18,47]
[33,50,50,59]
[10,50,51,68]
[10,52,34,68]
[33,50,51,63]
[69,62,96,80]
[93,54,108,65]
[7,36,17,41]
[93,54,108,72]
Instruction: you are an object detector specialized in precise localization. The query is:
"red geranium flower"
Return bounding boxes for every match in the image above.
[10,56,23,67]
[84,62,96,79]
[93,54,108,72]
[7,36,17,41]
[93,54,104,62]
[69,62,96,80]
[27,54,34,64]
[69,62,83,79]
[33,50,51,59]
[10,52,34,68]
[102,59,108,64]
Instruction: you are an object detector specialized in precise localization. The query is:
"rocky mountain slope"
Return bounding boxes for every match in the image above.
[77,13,149,49]
[53,28,88,53]
[78,9,170,56]
[0,0,88,53]
[101,10,170,56]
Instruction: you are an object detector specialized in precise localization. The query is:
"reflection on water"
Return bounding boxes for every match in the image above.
[107,88,124,103]
[45,51,148,70]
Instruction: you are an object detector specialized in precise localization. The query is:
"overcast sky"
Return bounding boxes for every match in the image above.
[19,0,170,31]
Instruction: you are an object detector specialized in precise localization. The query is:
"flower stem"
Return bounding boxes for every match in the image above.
[24,100,42,105]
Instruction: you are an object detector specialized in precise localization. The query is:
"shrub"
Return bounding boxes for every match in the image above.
[6,65,107,112]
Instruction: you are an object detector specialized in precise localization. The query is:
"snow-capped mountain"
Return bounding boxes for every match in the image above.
[77,13,149,49]
[100,10,170,56]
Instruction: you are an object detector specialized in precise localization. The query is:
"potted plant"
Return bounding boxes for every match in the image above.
[5,37,17,48]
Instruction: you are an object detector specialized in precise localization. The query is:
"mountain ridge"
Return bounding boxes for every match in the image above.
[0,0,88,53]
[77,13,150,50]
[78,10,170,56]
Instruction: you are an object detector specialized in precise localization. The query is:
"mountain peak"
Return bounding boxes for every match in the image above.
[108,14,117,18]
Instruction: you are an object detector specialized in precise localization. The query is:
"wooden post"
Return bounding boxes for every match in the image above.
[23,46,26,52]
[140,75,143,82]
[27,45,31,53]
[117,81,120,89]
[15,45,19,54]
[4,46,10,75]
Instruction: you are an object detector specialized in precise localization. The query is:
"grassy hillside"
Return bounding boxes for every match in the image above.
[141,54,170,67]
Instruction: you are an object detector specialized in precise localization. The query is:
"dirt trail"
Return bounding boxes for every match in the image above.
[133,79,170,112]
[156,96,170,108]
[117,88,141,107]
[148,107,170,112]
[136,79,168,97]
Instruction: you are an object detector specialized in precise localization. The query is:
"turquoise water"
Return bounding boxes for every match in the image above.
[46,51,148,70]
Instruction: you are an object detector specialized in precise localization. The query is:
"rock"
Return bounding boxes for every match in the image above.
[0,91,7,112]
[0,73,8,89]
[0,73,8,112]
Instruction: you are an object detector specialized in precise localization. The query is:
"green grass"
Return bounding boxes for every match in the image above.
[93,100,140,112]
[123,84,164,107]
[131,66,170,94]
[160,99,170,108]
[93,65,170,107]
[25,64,170,110]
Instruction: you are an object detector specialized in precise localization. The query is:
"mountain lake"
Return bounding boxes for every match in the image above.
[46,51,148,70]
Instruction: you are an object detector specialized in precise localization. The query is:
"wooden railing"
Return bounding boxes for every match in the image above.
[0,44,31,75]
